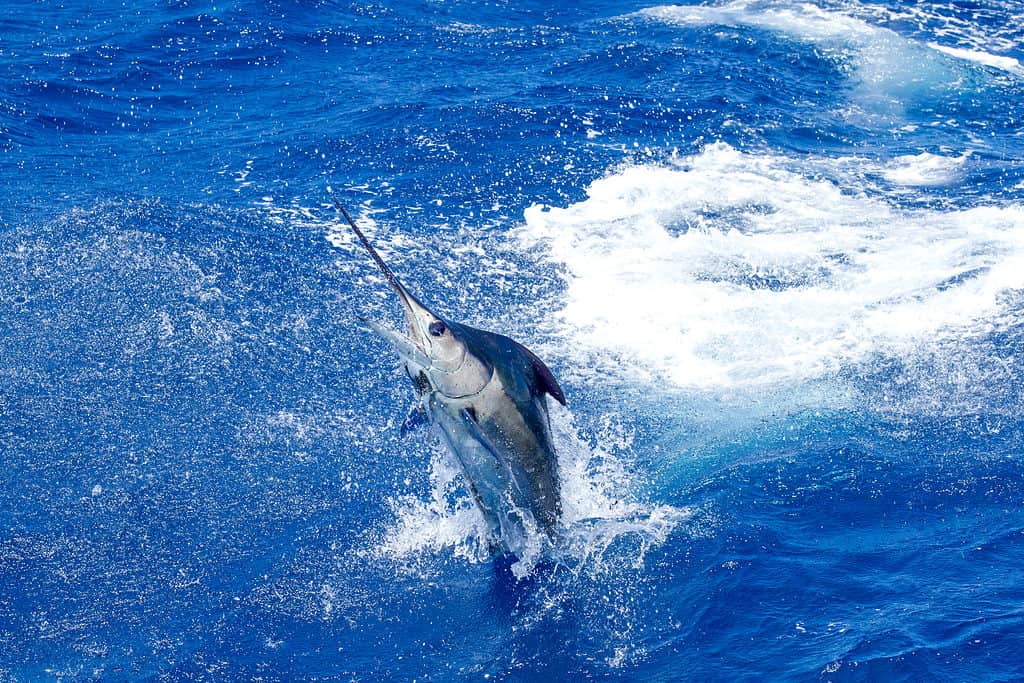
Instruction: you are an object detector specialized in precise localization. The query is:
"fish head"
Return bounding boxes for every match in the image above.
[365,284,492,399]
[335,201,492,399]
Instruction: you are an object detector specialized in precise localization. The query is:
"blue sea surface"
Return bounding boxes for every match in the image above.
[3,0,1024,680]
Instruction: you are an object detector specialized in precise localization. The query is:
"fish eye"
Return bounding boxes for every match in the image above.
[428,321,447,337]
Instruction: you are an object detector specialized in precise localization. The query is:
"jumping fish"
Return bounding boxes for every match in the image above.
[336,200,565,559]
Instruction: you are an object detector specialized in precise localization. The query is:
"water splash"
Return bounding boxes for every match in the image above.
[371,402,691,578]
[516,143,1024,392]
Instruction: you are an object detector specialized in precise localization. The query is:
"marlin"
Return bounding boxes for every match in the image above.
[335,200,565,559]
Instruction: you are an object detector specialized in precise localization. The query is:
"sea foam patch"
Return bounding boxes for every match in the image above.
[638,0,1017,106]
[878,151,969,187]
[927,43,1024,77]
[517,143,1024,390]
[640,1,881,44]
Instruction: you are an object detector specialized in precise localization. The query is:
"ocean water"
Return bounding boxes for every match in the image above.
[2,0,1024,680]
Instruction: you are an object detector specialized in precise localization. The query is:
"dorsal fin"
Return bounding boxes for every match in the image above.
[515,340,566,406]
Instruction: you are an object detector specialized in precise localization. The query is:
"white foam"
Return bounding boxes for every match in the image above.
[516,143,1024,390]
[879,151,968,186]
[641,1,881,44]
[927,43,1024,77]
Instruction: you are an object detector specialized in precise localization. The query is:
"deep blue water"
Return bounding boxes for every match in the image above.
[3,0,1024,680]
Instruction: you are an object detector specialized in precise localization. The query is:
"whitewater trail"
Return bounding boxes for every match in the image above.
[516,143,1024,392]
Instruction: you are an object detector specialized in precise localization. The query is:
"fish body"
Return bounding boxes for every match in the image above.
[337,202,564,558]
